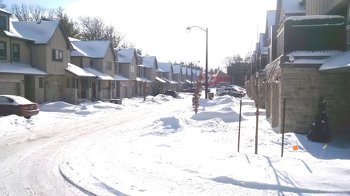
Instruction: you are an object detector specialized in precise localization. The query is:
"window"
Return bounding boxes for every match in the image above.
[13,44,20,62]
[0,41,6,60]
[52,49,63,61]
[0,96,10,103]
[131,65,135,73]
[39,77,44,88]
[0,15,6,30]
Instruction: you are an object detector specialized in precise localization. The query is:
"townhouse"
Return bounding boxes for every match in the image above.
[0,9,47,98]
[158,62,178,91]
[141,56,158,96]
[172,63,183,91]
[116,48,137,98]
[249,0,350,135]
[69,38,116,102]
[0,9,75,103]
[0,8,204,104]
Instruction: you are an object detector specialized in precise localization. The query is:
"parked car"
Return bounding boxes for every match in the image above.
[231,85,246,96]
[0,95,39,119]
[182,87,196,93]
[217,86,245,98]
[164,90,179,98]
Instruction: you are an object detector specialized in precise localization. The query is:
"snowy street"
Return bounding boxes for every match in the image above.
[0,93,350,195]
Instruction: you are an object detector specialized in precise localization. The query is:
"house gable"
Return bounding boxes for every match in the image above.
[117,48,137,80]
[11,20,72,75]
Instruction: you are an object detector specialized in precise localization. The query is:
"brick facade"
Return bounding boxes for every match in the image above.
[280,64,350,133]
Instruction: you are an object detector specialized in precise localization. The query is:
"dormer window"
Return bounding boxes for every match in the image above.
[0,15,6,30]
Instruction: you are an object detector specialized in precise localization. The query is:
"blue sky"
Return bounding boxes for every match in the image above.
[4,0,277,69]
[3,0,72,9]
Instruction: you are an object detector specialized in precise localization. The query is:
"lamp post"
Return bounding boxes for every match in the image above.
[186,26,208,99]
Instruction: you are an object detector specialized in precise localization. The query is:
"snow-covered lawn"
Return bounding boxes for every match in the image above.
[1,92,349,195]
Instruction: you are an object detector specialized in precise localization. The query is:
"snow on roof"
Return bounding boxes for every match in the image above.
[158,62,172,73]
[319,51,350,72]
[84,67,114,80]
[172,64,182,74]
[71,40,110,58]
[3,30,33,41]
[7,18,31,41]
[286,15,344,22]
[136,77,152,82]
[282,0,305,15]
[117,48,135,63]
[0,8,12,15]
[11,20,60,44]
[142,56,157,69]
[0,63,47,75]
[185,79,193,84]
[114,74,130,81]
[215,70,229,76]
[69,37,81,41]
[66,63,95,77]
[285,50,342,65]
[155,77,166,83]
[287,50,342,58]
[162,78,178,84]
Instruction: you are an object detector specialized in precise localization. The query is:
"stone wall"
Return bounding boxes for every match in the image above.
[280,65,350,133]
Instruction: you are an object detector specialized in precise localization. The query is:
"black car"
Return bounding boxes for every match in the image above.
[164,90,179,98]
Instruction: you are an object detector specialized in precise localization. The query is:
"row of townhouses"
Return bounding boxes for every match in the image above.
[247,0,350,135]
[0,9,201,104]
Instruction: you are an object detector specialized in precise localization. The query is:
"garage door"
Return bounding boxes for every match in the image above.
[0,82,20,95]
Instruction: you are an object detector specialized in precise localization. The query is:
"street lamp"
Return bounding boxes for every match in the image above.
[186,26,209,99]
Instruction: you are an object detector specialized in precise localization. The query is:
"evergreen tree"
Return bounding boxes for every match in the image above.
[56,7,79,38]
[307,97,331,142]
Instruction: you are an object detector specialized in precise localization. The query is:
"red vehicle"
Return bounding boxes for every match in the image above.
[0,95,39,119]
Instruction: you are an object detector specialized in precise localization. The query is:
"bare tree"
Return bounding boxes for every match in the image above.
[225,54,244,67]
[11,4,54,21]
[0,0,6,9]
[78,16,125,49]
[11,4,30,21]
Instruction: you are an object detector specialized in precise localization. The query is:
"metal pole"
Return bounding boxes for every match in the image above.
[191,63,193,89]
[255,78,259,154]
[281,98,286,157]
[238,99,242,152]
[205,28,209,99]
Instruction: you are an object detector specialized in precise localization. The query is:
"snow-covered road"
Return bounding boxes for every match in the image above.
[0,95,188,195]
[1,93,349,196]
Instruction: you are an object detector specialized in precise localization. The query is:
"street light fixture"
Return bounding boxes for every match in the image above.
[186,26,209,99]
